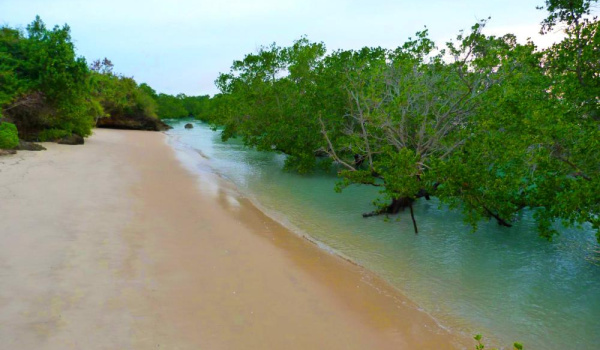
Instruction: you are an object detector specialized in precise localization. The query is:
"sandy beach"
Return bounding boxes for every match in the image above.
[0,129,469,349]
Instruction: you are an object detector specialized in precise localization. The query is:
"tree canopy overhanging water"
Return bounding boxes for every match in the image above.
[187,0,600,244]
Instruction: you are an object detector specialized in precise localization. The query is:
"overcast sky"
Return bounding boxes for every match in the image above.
[1,0,565,96]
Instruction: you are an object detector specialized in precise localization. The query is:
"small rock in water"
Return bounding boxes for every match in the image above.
[184,123,194,129]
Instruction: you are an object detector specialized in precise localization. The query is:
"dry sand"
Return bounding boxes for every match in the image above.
[0,129,470,349]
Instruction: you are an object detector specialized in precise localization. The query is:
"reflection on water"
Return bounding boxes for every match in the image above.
[166,119,600,350]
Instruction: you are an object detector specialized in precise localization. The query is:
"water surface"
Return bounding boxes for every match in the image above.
[166,119,600,349]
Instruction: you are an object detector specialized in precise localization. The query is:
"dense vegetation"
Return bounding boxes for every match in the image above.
[0,17,169,146]
[204,0,600,242]
[0,17,93,142]
[88,58,158,125]
[1,2,598,246]
[140,84,212,121]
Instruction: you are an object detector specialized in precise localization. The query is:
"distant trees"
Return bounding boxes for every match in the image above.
[142,89,211,120]
[207,1,600,241]
[89,58,159,125]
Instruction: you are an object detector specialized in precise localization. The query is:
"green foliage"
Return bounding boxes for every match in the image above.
[473,334,524,350]
[212,37,328,173]
[207,2,600,242]
[0,122,19,149]
[89,63,159,124]
[156,94,189,119]
[538,0,597,32]
[37,128,70,142]
[0,16,94,140]
[142,89,211,120]
[0,18,164,142]
[474,334,485,350]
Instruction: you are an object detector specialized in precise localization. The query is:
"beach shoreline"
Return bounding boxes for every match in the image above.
[0,129,469,349]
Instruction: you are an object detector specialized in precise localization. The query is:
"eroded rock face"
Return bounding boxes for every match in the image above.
[16,140,46,151]
[184,123,194,129]
[96,114,172,131]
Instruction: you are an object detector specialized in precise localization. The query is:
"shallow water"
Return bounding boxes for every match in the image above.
[166,119,600,350]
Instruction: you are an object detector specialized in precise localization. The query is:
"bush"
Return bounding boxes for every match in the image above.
[0,122,19,149]
[38,128,71,142]
[1,17,95,141]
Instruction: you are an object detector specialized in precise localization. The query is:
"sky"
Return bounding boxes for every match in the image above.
[0,0,566,96]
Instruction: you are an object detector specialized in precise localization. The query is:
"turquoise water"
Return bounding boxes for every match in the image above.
[166,119,600,349]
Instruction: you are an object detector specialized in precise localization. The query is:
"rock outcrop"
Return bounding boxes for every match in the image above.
[97,114,172,131]
[57,134,84,145]
[16,140,46,151]
[0,149,16,156]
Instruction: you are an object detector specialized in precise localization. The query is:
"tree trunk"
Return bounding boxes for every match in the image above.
[362,196,414,218]
[483,206,513,227]
[362,196,420,234]
[409,202,418,234]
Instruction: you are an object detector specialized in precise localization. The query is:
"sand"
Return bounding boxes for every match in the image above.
[0,129,469,349]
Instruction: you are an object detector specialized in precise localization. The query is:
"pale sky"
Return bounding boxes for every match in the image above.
[1,0,566,96]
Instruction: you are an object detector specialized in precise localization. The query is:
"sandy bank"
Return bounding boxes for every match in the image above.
[0,129,469,349]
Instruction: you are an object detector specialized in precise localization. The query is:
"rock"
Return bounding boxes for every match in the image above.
[57,134,84,145]
[96,114,172,131]
[0,149,17,156]
[16,140,46,151]
[184,123,194,129]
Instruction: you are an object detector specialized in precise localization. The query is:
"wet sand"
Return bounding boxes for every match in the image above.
[0,129,469,349]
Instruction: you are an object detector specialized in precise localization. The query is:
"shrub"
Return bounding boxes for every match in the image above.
[38,128,70,142]
[0,122,19,149]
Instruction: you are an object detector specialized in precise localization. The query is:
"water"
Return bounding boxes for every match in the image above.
[166,119,600,349]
